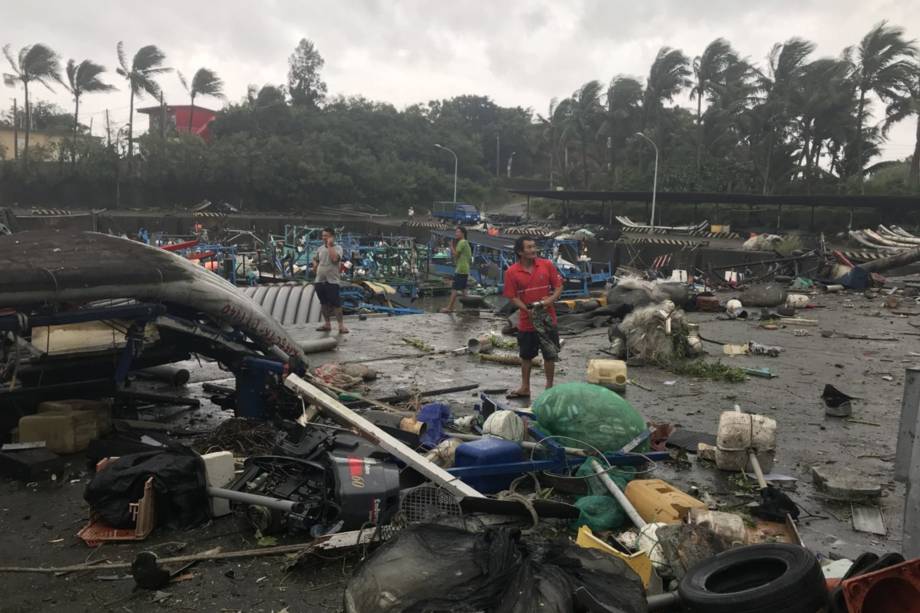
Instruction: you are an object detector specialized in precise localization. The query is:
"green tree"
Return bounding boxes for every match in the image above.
[846,21,918,188]
[288,38,327,108]
[643,47,691,135]
[564,80,604,187]
[883,65,920,189]
[536,98,570,187]
[750,38,815,194]
[691,39,738,175]
[2,43,61,163]
[62,59,115,161]
[115,42,170,170]
[600,76,643,186]
[178,67,225,135]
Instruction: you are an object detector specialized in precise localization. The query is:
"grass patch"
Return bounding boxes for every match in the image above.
[666,359,748,383]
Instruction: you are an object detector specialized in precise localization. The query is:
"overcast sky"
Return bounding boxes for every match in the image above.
[2,0,918,161]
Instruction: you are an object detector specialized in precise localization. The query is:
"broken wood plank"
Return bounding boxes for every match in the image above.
[0,530,375,574]
[285,373,484,499]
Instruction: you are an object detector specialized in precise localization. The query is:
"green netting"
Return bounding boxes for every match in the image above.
[573,495,627,532]
[532,382,648,453]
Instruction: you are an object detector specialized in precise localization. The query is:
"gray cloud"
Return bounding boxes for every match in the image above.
[1,0,917,159]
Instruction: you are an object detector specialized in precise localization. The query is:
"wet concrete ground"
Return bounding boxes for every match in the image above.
[1,282,918,611]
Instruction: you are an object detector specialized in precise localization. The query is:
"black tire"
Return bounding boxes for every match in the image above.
[678,544,828,613]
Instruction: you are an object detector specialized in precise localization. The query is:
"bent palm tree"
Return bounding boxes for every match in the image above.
[643,47,691,133]
[565,80,604,188]
[2,43,61,162]
[884,67,920,189]
[846,21,918,188]
[62,59,115,161]
[178,67,225,136]
[116,42,170,169]
[691,39,738,174]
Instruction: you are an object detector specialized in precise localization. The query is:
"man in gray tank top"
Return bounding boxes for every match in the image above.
[312,227,349,334]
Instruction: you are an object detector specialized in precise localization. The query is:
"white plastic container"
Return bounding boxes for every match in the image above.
[586,359,627,393]
[201,451,236,517]
[715,411,776,473]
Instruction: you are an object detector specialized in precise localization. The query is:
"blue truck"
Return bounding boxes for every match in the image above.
[432,201,481,224]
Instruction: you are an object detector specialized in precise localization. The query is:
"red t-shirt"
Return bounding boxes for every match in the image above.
[503,258,563,332]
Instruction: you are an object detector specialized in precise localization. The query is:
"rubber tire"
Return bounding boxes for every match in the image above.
[678,544,828,613]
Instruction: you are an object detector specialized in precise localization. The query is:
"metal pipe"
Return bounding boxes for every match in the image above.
[588,458,646,529]
[647,592,681,611]
[207,487,304,514]
[896,367,920,482]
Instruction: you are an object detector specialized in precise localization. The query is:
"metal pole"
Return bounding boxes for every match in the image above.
[11,98,18,160]
[903,367,920,557]
[434,144,458,203]
[588,458,646,528]
[896,367,920,482]
[208,486,304,514]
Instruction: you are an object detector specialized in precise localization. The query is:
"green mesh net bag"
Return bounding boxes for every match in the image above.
[532,382,647,453]
[571,461,633,532]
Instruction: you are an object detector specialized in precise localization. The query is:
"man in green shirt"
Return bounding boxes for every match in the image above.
[441,226,472,313]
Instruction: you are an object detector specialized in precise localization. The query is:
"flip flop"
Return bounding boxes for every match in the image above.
[338,328,350,334]
[315,325,332,332]
[505,390,531,400]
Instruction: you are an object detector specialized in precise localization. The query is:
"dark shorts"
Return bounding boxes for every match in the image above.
[518,329,560,361]
[452,273,469,291]
[315,282,341,308]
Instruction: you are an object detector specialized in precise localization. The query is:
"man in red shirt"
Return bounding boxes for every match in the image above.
[503,236,563,399]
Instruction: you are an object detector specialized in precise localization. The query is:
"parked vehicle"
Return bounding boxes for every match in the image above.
[432,201,481,224]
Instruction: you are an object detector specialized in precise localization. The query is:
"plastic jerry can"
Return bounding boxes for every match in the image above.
[454,438,523,494]
[624,479,707,524]
[38,399,113,435]
[19,410,98,454]
[586,359,627,393]
[201,451,235,517]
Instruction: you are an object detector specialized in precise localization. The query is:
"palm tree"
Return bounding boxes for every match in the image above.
[564,80,604,188]
[601,76,643,185]
[62,59,115,162]
[751,38,815,194]
[536,98,572,187]
[2,43,61,162]
[691,39,738,174]
[642,47,692,134]
[884,67,920,189]
[178,67,225,136]
[846,21,918,188]
[115,42,170,169]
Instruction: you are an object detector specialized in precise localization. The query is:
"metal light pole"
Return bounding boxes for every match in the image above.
[635,132,658,227]
[434,144,458,203]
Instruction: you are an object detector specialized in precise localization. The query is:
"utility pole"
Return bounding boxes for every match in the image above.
[11,98,18,160]
[159,94,166,140]
[105,109,111,148]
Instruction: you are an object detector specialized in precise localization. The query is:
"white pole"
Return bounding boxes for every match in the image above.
[435,144,458,203]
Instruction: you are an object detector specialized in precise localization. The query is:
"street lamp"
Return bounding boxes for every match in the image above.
[506,151,516,178]
[635,132,658,227]
[434,143,458,203]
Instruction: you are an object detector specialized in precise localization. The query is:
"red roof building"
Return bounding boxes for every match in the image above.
[137,104,219,142]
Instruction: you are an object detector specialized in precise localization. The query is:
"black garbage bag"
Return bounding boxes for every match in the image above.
[344,523,647,613]
[84,444,209,529]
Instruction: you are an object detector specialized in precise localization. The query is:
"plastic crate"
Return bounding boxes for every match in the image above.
[77,459,156,547]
